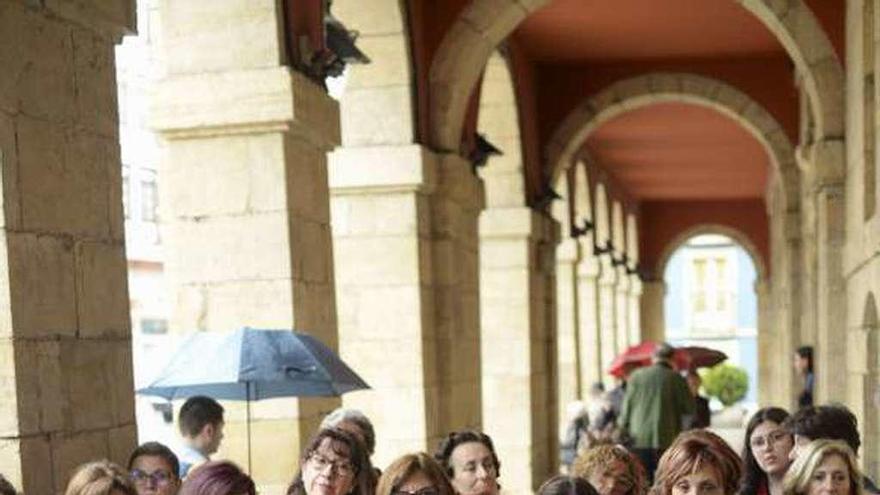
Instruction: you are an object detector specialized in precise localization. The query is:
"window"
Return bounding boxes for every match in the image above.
[141,318,168,335]
[140,170,158,222]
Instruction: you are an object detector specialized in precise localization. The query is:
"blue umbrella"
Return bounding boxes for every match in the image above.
[137,328,369,471]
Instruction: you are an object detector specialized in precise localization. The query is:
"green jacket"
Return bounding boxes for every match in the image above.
[618,361,694,450]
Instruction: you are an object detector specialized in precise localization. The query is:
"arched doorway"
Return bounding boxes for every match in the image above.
[661,232,762,411]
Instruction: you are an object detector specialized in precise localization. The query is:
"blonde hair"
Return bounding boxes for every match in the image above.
[572,445,647,495]
[377,453,455,495]
[782,439,863,495]
[651,430,741,495]
[65,460,136,495]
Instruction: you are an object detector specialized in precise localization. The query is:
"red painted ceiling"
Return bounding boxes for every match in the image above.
[584,102,769,200]
[516,0,787,63]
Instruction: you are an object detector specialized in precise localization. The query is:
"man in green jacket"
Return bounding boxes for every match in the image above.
[618,343,694,480]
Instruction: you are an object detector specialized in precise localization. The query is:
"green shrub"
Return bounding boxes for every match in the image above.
[700,363,749,406]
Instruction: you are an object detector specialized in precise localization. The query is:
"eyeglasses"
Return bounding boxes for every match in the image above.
[129,469,175,486]
[749,430,791,449]
[392,488,439,495]
[309,453,356,477]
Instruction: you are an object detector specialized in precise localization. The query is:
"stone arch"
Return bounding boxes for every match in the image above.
[429,0,842,160]
[657,224,768,282]
[546,72,800,211]
[478,50,525,207]
[334,0,415,146]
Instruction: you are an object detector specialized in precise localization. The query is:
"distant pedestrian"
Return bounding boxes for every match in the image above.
[0,474,15,495]
[175,396,225,478]
[618,343,694,480]
[793,347,813,410]
[685,371,710,429]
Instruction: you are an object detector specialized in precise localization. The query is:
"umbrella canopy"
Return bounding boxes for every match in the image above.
[607,342,726,377]
[137,328,370,400]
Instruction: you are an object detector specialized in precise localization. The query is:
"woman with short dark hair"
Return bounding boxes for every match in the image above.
[287,428,375,495]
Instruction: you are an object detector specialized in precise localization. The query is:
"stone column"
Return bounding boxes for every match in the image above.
[640,280,666,344]
[481,208,559,493]
[755,279,774,405]
[628,274,643,345]
[815,181,847,402]
[576,248,602,390]
[153,1,340,489]
[0,1,136,492]
[597,255,618,386]
[330,147,484,464]
[556,238,581,423]
[614,265,631,350]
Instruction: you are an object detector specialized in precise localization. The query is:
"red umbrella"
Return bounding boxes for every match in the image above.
[607,342,726,377]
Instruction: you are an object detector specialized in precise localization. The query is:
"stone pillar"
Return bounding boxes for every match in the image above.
[481,208,559,494]
[0,1,136,492]
[329,147,484,464]
[576,248,602,390]
[815,181,847,402]
[614,266,631,350]
[640,280,666,343]
[153,1,340,489]
[556,238,581,424]
[597,255,618,386]
[755,279,774,405]
[628,275,643,345]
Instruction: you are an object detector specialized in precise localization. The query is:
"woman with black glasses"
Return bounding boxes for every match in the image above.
[287,428,375,495]
[739,408,793,495]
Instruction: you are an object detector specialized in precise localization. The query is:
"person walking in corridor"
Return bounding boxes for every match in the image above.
[618,343,694,480]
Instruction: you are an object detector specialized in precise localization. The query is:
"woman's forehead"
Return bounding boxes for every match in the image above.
[316,437,351,456]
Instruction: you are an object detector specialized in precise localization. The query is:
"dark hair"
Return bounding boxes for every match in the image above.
[65,460,137,495]
[538,475,599,495]
[784,404,860,454]
[434,431,501,478]
[179,461,255,495]
[179,396,225,437]
[128,441,180,478]
[739,407,791,495]
[287,428,375,495]
[0,474,16,495]
[377,453,455,495]
[795,346,813,372]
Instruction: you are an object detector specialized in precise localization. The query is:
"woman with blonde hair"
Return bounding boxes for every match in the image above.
[782,440,863,495]
[65,460,136,495]
[572,444,647,495]
[376,453,454,495]
[651,430,742,495]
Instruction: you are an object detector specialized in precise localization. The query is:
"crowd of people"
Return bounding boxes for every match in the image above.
[5,344,875,495]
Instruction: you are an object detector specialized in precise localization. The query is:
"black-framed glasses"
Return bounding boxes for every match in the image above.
[309,453,356,477]
[129,469,174,486]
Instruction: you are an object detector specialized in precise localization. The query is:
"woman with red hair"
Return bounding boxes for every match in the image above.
[651,430,742,495]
